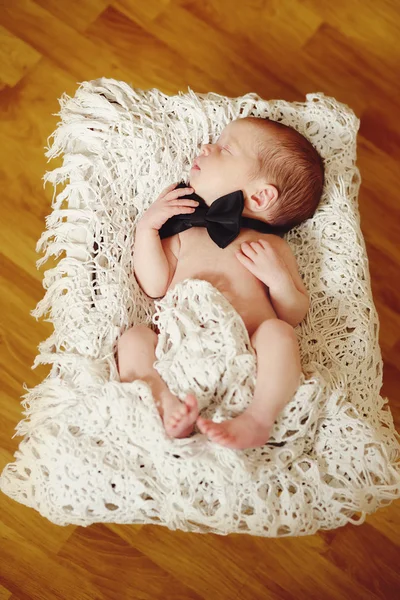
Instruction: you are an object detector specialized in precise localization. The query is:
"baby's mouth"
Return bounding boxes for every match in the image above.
[191,159,201,171]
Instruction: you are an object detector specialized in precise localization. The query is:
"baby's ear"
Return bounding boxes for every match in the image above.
[251,185,279,212]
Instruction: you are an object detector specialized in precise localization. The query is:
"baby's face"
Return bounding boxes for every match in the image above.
[189,118,266,206]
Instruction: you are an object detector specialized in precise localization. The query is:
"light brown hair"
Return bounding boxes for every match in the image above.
[250,118,325,230]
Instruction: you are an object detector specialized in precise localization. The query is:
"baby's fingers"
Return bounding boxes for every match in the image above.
[166,187,194,201]
[169,198,199,207]
[240,242,258,259]
[236,252,258,276]
[159,182,179,198]
[169,206,197,215]
[236,250,254,267]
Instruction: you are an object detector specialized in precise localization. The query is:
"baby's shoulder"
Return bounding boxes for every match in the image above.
[265,233,297,258]
[242,230,288,248]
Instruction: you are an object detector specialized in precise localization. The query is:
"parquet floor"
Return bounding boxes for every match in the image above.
[1,1,400,599]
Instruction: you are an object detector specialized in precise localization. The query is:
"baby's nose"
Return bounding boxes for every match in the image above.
[200,143,213,156]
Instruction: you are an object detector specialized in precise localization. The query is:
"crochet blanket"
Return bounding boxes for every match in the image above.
[1,79,399,536]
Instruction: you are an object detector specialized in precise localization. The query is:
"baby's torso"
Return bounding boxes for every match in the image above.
[167,228,279,337]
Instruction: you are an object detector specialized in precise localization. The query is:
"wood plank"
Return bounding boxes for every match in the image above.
[357,137,400,266]
[177,0,322,56]
[318,523,400,598]
[367,501,400,548]
[1,522,102,600]
[35,0,109,33]
[1,492,75,556]
[0,585,12,600]
[114,0,301,99]
[117,524,384,600]
[87,6,220,94]
[302,23,400,111]
[111,524,284,600]
[0,0,143,84]
[359,98,400,160]
[301,0,400,69]
[0,25,41,89]
[57,524,204,600]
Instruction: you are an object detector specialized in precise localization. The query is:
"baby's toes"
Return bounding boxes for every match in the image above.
[178,403,188,417]
[209,428,226,442]
[197,416,211,434]
[166,416,178,429]
[205,423,223,440]
[185,394,197,412]
[168,410,184,427]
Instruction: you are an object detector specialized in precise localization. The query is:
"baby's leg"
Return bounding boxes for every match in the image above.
[197,319,301,449]
[117,325,199,438]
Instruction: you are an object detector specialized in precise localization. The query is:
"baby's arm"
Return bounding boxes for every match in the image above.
[133,183,197,298]
[268,272,309,328]
[134,225,177,298]
[266,240,309,327]
[236,237,309,328]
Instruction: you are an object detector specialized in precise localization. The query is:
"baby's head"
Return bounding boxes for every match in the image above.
[189,117,324,230]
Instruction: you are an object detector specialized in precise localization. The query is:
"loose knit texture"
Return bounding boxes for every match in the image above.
[1,78,399,536]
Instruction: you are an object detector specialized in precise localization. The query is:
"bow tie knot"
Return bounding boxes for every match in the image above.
[186,190,244,248]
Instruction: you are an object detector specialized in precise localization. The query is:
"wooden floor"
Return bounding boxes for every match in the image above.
[1,1,400,598]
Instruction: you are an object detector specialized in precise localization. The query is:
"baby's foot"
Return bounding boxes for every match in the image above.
[164,394,199,439]
[197,411,272,449]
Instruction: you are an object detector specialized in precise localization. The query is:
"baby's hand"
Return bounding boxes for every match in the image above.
[235,239,288,285]
[138,183,199,232]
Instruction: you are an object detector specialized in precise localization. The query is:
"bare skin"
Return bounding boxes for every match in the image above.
[165,394,199,438]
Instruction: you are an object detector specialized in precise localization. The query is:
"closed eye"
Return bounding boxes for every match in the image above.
[216,137,232,153]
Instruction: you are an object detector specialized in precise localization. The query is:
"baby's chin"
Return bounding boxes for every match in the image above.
[189,185,214,206]
[188,174,206,197]
[188,170,200,188]
[188,172,243,205]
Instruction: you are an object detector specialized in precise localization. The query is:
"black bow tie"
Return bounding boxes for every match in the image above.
[158,182,287,248]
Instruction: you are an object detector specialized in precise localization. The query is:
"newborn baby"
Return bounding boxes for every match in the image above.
[117,116,324,449]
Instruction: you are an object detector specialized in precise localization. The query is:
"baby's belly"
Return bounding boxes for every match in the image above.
[168,245,277,337]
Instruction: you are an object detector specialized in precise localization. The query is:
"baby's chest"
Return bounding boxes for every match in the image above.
[178,229,236,271]
[178,228,280,270]
[173,230,279,301]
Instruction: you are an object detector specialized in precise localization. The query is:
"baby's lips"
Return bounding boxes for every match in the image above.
[191,158,201,170]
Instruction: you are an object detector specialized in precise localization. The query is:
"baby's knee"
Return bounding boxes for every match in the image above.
[117,324,157,355]
[251,318,297,347]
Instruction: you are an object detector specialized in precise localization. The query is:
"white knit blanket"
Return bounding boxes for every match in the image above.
[1,79,399,536]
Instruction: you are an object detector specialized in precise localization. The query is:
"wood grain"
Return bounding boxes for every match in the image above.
[1,1,399,598]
